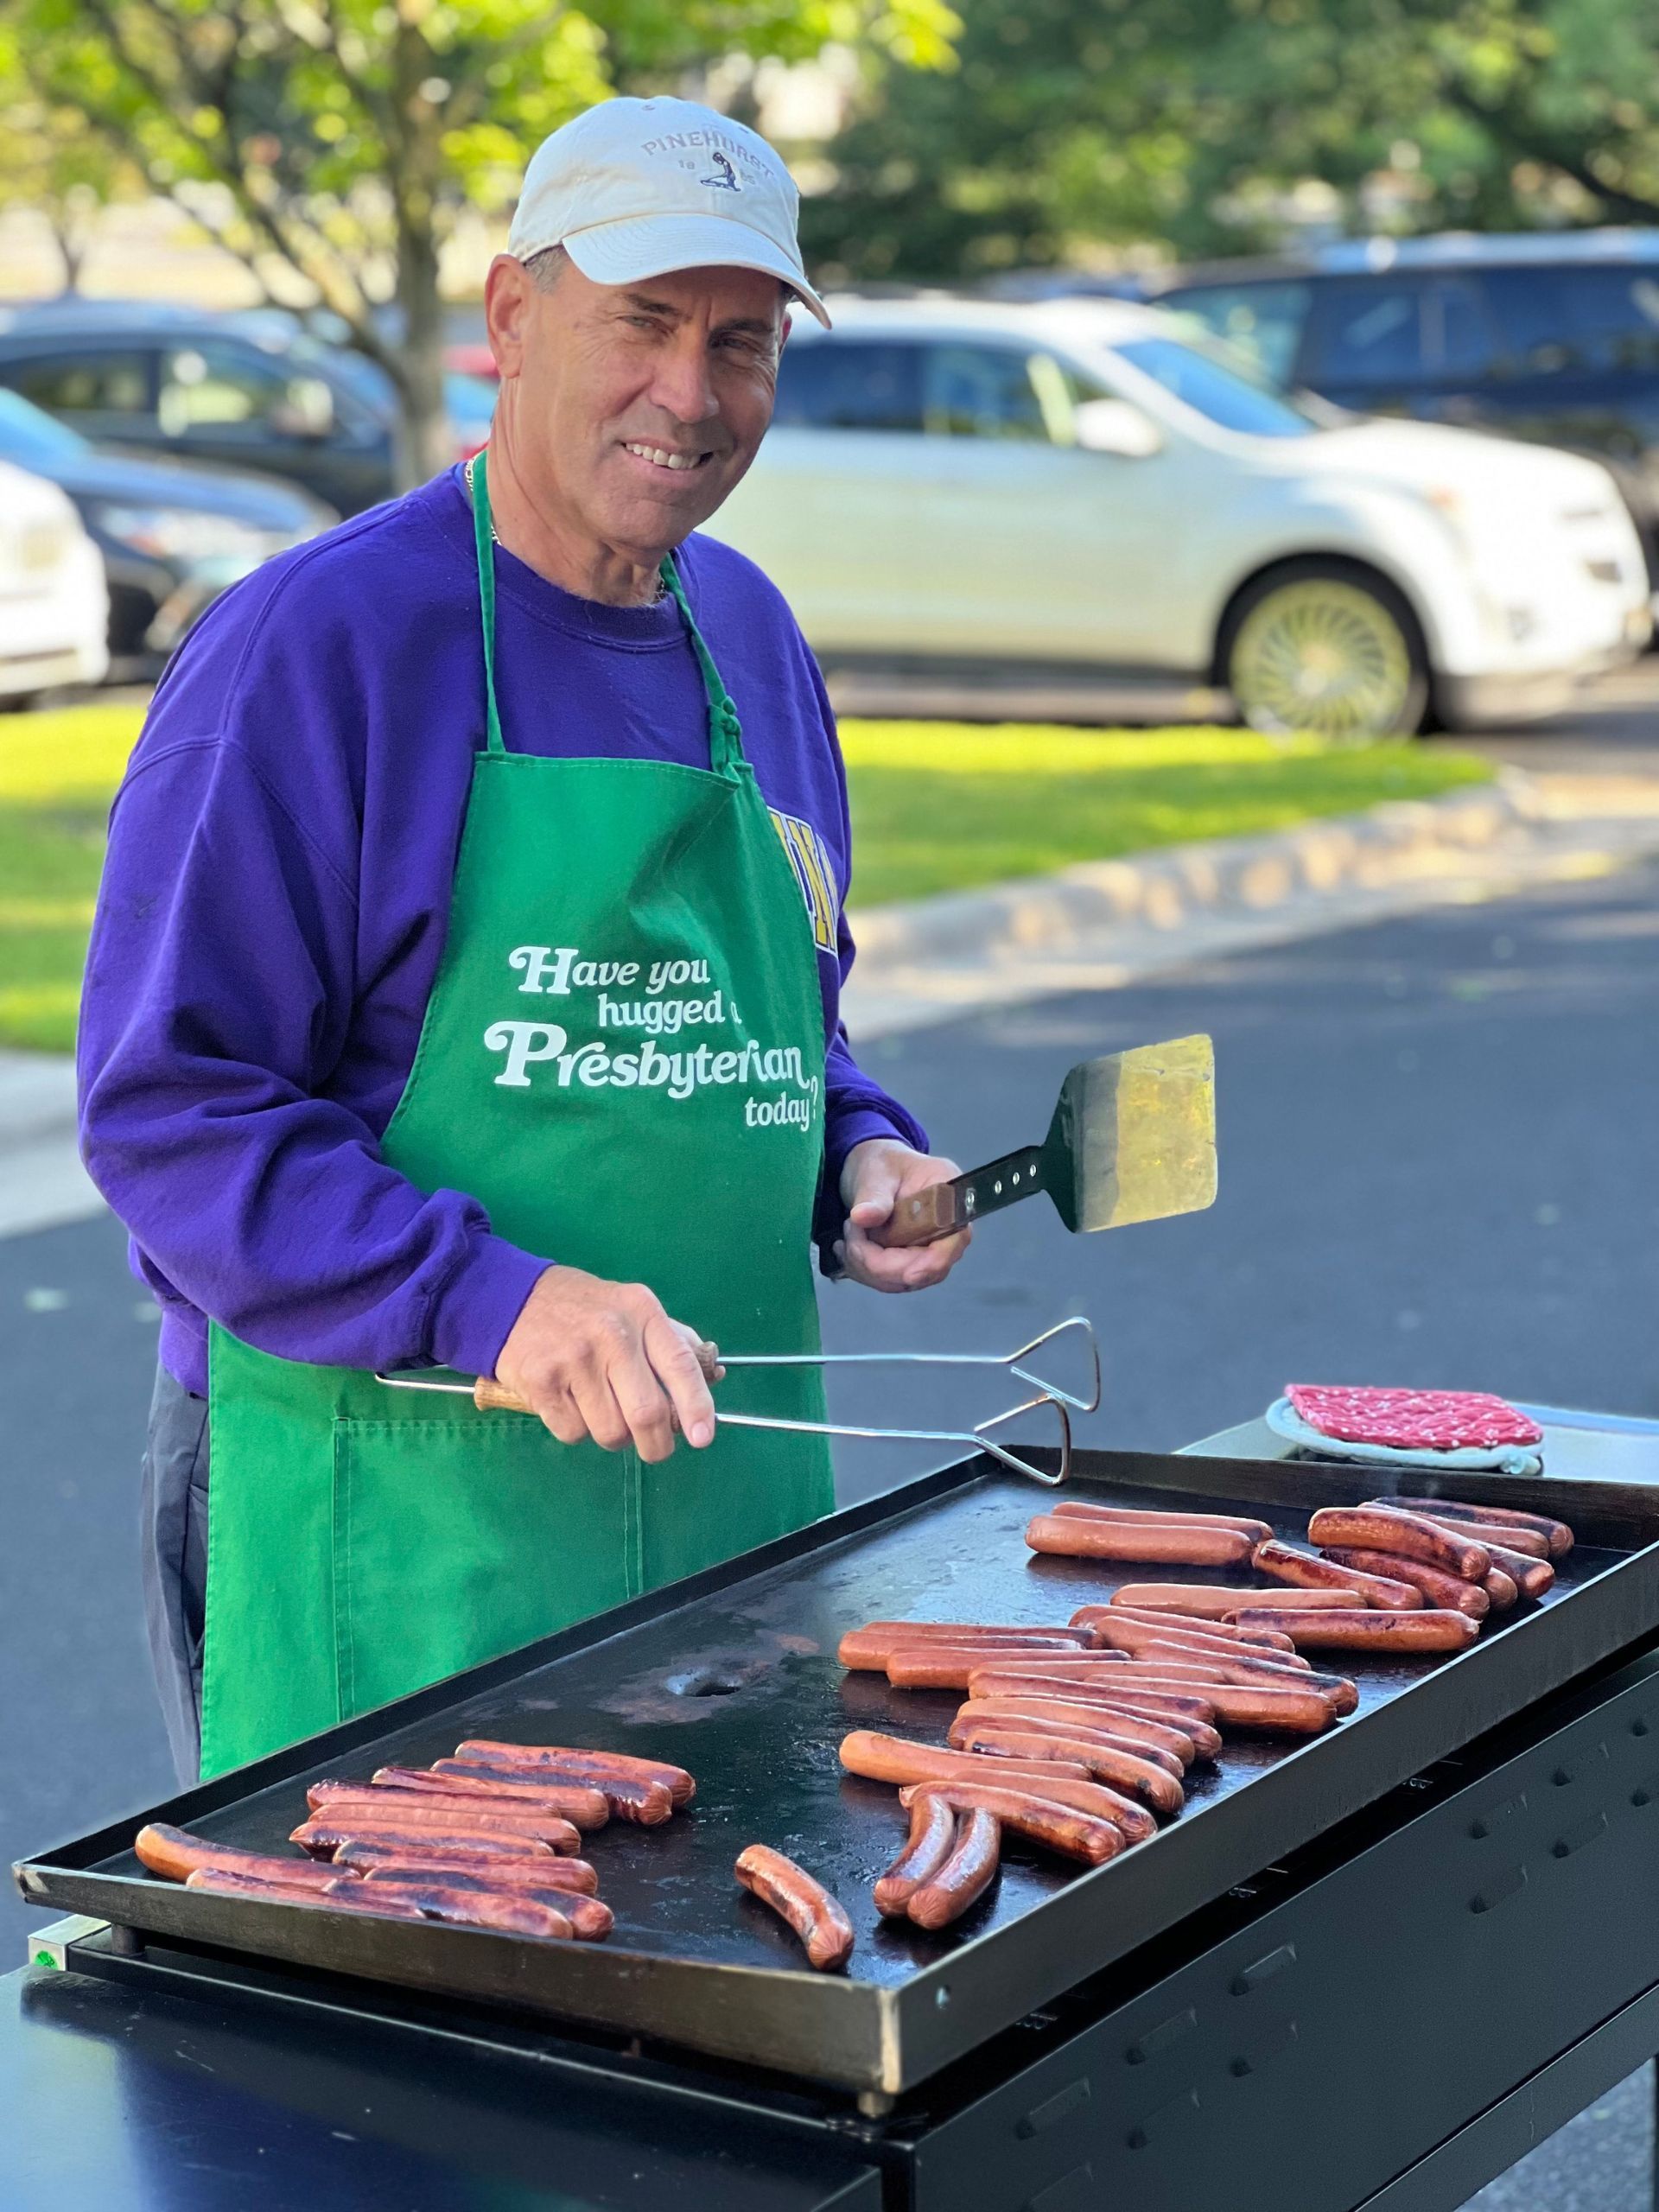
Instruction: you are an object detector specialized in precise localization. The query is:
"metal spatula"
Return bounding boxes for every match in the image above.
[882,1033,1217,1248]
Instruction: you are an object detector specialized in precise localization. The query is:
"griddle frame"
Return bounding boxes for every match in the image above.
[16,1445,1659,2096]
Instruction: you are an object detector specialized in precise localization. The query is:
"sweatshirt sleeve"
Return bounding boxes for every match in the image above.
[77,675,546,1383]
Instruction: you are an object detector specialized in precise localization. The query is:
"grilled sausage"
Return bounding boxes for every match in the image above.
[1383,1497,1573,1557]
[1050,1503,1274,1543]
[965,1668,1220,1731]
[1419,1517,1549,1560]
[1230,1606,1481,1653]
[433,1759,669,1823]
[1102,1674,1338,1733]
[452,1742,696,1807]
[951,1707,1186,1777]
[907,1809,1001,1930]
[290,1821,556,1860]
[338,1846,599,1891]
[1073,1605,1295,1651]
[734,1846,855,1972]
[302,1785,581,1851]
[1118,1641,1352,1699]
[1481,1544,1554,1600]
[135,1823,348,1889]
[950,1720,1185,1815]
[1305,1508,1490,1582]
[1113,1584,1360,1618]
[1085,1613,1313,1671]
[1251,1539,1424,1611]
[359,1868,613,1938]
[874,1791,960,1916]
[840,1629,1089,1672]
[185,1868,424,1917]
[1026,1515,1255,1567]
[958,1695,1202,1765]
[898,1782,1122,1865]
[839,1732,1157,1840]
[1318,1548,1491,1619]
[329,1878,575,1938]
[372,1766,610,1827]
[1484,1567,1520,1610]
[887,1646,1130,1692]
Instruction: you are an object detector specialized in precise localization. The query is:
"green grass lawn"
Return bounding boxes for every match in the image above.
[0,701,1493,1052]
[841,721,1494,907]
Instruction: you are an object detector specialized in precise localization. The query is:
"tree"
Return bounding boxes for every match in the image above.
[798,0,1659,287]
[0,40,146,294]
[3,0,957,485]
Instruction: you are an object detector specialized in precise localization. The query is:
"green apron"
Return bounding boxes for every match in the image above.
[199,449,834,1779]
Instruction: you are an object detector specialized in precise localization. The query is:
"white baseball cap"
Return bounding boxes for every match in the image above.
[507,97,831,328]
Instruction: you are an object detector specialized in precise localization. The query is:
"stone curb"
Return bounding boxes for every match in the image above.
[849,772,1541,974]
[839,770,1620,1039]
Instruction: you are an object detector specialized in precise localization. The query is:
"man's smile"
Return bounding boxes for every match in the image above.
[621,441,716,474]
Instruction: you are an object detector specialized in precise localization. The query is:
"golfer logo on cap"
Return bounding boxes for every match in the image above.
[701,149,741,193]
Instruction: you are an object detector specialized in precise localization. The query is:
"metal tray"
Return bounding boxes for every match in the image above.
[16,1446,1659,2097]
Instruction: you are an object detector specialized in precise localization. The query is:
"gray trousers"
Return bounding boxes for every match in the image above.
[139,1363,211,1785]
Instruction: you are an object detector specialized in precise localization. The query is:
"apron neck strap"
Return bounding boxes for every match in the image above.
[468,447,744,776]
[658,552,745,775]
[469,447,506,757]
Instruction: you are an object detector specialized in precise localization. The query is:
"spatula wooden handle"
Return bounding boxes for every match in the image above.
[473,1339,722,1416]
[880,1180,971,1249]
[880,1146,1048,1248]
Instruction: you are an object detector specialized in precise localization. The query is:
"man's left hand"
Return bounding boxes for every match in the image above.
[836,1139,972,1293]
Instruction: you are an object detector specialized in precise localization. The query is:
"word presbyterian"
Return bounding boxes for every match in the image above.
[486,1020,818,1109]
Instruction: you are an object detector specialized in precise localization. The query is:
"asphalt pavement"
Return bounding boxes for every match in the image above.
[4,772,1658,2206]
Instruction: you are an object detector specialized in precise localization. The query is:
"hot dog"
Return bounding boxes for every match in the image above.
[448,1765,671,1826]
[135,1823,347,1889]
[898,1782,1122,1866]
[1251,1540,1424,1611]
[1304,1508,1490,1582]
[1102,1674,1338,1733]
[874,1792,959,1916]
[957,1695,1202,1764]
[950,1708,1185,1777]
[1318,1548,1491,1619]
[1114,1584,1360,1618]
[1484,1567,1520,1610]
[290,1821,556,1860]
[1026,1515,1255,1567]
[1230,1606,1481,1653]
[185,1868,424,1918]
[1413,1517,1550,1560]
[887,1646,1131,1692]
[1084,1614,1313,1671]
[327,1878,575,1939]
[1379,1518,1555,1599]
[453,1741,695,1808]
[337,1845,599,1891]
[359,1867,613,1938]
[840,1629,1090,1672]
[734,1846,855,1972]
[372,1766,609,1827]
[1382,1497,1573,1558]
[839,1732,1157,1840]
[1050,1502,1274,1543]
[908,1809,1001,1930]
[950,1720,1185,1815]
[964,1669,1220,1732]
[1072,1605,1295,1651]
[1117,1653,1358,1718]
[302,1785,580,1852]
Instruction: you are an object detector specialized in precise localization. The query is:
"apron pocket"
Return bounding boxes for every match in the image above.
[332,1416,632,1719]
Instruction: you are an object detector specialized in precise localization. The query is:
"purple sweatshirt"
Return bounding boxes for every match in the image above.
[78,465,925,1398]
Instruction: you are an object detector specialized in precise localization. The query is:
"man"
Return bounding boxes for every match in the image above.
[79,97,969,1784]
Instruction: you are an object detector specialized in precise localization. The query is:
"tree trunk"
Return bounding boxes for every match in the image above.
[393,215,451,492]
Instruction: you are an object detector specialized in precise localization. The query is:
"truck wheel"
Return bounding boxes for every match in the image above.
[1223,564,1430,740]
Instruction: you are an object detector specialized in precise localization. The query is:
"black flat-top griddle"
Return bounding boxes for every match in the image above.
[16,1441,1659,2098]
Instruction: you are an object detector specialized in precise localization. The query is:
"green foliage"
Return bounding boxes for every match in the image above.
[798,0,1659,286]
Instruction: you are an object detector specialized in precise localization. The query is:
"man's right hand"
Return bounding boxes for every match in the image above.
[494,1265,718,1463]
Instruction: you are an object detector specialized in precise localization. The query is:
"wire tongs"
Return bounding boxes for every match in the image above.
[377,1315,1097,1488]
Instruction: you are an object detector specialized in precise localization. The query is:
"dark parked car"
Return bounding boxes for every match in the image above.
[1140,232,1659,583]
[0,300,496,518]
[0,385,333,672]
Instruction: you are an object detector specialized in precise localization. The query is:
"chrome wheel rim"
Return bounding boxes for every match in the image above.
[1230,580,1414,738]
